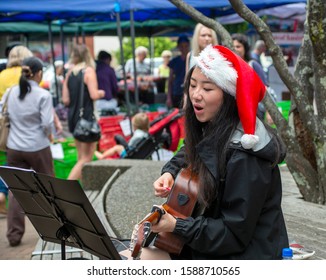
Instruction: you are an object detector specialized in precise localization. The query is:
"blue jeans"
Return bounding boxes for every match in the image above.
[0,178,8,197]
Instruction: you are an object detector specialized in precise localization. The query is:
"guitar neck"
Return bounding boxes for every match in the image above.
[138,206,163,225]
[163,204,187,219]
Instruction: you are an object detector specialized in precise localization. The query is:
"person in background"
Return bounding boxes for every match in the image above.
[49,60,64,105]
[125,46,150,79]
[167,35,190,108]
[0,46,62,136]
[95,50,119,114]
[232,33,268,119]
[186,23,219,72]
[121,45,288,260]
[0,42,22,73]
[0,45,33,100]
[94,112,149,160]
[158,50,172,79]
[0,57,55,246]
[0,46,36,218]
[158,50,172,93]
[62,44,105,181]
[251,39,266,66]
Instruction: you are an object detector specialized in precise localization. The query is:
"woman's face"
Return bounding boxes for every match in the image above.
[34,70,43,83]
[189,67,224,123]
[233,39,245,59]
[198,27,214,51]
[137,52,147,62]
[162,54,171,65]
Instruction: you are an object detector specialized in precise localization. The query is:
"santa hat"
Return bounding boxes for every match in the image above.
[194,45,266,149]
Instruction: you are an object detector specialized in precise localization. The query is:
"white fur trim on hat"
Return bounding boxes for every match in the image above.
[241,134,259,149]
[194,44,238,96]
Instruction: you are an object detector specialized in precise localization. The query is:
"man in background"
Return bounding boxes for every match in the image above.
[125,46,150,78]
[251,39,266,66]
[167,35,190,108]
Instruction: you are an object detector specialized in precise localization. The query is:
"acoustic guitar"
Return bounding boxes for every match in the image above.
[130,167,199,260]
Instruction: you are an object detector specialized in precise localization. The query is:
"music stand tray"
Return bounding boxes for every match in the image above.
[0,166,121,260]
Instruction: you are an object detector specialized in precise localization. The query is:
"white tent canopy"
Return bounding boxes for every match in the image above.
[217,3,306,25]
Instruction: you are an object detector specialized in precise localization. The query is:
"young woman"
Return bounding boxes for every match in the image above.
[1,57,55,246]
[123,45,289,260]
[62,44,105,181]
[158,50,172,79]
[186,23,218,73]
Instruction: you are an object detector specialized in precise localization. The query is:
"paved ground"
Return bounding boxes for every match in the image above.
[0,163,325,260]
[0,215,38,260]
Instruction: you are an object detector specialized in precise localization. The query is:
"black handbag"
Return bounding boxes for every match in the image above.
[73,71,101,143]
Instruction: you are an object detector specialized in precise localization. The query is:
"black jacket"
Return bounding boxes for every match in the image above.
[162,121,289,259]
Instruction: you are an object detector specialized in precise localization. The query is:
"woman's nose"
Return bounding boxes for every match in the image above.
[192,88,202,100]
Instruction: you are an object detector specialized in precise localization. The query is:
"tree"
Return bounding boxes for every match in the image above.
[169,0,326,204]
[114,37,176,64]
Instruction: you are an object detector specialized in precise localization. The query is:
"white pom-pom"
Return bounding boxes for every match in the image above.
[241,134,259,149]
[195,45,237,96]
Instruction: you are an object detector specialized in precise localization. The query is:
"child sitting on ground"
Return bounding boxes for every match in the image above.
[95,112,150,160]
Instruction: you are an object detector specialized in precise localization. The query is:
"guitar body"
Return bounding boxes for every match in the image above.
[130,167,199,259]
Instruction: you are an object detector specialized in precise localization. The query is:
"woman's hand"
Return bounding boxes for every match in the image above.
[151,207,176,233]
[48,133,54,143]
[98,89,105,99]
[153,172,174,198]
[53,111,63,136]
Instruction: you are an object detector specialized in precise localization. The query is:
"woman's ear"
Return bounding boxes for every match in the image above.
[36,70,43,82]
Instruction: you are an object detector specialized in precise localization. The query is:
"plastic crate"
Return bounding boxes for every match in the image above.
[98,115,126,128]
[277,101,291,120]
[100,124,123,135]
[53,139,77,179]
[53,157,76,179]
[0,151,7,166]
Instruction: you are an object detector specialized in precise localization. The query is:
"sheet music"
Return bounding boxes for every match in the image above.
[120,118,132,137]
[50,143,64,159]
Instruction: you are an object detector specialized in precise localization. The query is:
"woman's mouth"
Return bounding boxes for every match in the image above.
[193,104,204,114]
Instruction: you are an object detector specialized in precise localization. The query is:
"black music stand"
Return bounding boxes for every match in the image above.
[0,166,121,260]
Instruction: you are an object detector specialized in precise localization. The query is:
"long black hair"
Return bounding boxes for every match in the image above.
[19,57,43,100]
[184,66,240,207]
[184,66,285,208]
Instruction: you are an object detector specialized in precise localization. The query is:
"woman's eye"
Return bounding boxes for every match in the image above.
[190,84,196,88]
[204,88,213,92]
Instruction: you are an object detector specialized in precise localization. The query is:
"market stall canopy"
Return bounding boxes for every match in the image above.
[0,19,196,37]
[0,0,307,23]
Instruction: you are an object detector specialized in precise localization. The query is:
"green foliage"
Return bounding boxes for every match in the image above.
[114,37,176,64]
[224,22,249,34]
